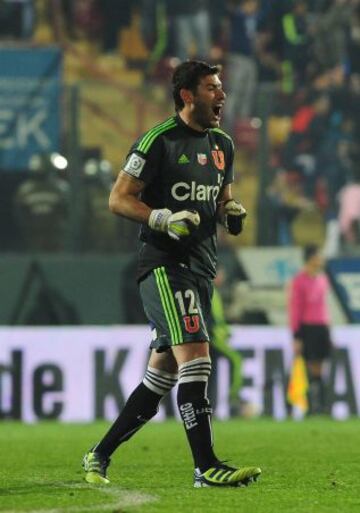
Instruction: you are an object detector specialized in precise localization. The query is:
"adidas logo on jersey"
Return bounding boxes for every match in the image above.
[178,154,190,164]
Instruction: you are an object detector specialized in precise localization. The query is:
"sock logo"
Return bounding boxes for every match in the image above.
[179,402,198,430]
[195,406,212,415]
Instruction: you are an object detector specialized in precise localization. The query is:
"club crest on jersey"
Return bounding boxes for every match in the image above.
[197,153,207,165]
[211,150,225,170]
[184,315,200,333]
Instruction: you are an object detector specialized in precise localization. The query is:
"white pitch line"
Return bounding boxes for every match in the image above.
[1,485,157,513]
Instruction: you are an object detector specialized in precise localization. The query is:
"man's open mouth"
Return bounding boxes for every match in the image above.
[213,105,223,118]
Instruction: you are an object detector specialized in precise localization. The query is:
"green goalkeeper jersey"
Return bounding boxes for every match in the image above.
[122,115,235,281]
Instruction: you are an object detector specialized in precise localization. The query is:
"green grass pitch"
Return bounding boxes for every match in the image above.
[1,418,359,513]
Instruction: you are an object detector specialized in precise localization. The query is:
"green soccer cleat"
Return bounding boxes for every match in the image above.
[194,463,261,488]
[82,450,110,485]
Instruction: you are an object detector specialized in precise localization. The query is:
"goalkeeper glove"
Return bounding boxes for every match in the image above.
[223,199,247,235]
[148,208,200,240]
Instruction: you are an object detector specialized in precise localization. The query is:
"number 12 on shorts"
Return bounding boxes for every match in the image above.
[175,290,200,334]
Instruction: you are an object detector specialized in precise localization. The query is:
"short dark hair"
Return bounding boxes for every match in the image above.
[303,244,320,262]
[172,60,221,112]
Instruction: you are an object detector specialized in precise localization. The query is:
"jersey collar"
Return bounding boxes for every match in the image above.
[176,114,209,138]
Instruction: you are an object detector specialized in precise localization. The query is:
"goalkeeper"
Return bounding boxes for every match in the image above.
[83,60,260,488]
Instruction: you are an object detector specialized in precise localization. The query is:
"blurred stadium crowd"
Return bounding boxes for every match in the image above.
[0,0,359,257]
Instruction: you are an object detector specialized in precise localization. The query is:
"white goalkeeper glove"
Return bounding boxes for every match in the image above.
[148,208,200,240]
[223,199,247,235]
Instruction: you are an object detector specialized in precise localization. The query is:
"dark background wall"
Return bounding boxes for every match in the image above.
[0,254,146,325]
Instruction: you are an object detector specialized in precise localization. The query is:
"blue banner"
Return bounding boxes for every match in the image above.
[327,258,360,323]
[0,47,62,170]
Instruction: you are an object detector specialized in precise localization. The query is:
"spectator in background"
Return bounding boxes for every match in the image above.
[337,167,360,251]
[281,0,309,92]
[166,0,211,61]
[0,0,34,39]
[267,168,314,245]
[208,0,227,53]
[57,0,76,39]
[139,0,159,52]
[99,0,132,54]
[311,0,353,73]
[348,2,360,75]
[318,114,354,257]
[348,74,360,164]
[288,245,332,415]
[254,7,283,84]
[283,92,331,199]
[72,0,103,42]
[83,159,123,252]
[139,0,171,80]
[13,153,70,252]
[222,0,260,131]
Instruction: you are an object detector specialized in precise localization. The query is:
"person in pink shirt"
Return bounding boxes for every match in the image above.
[338,183,360,244]
[288,245,332,414]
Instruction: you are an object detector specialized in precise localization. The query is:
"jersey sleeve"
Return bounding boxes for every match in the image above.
[223,138,234,187]
[122,136,162,184]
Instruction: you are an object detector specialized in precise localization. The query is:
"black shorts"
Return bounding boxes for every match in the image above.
[299,324,332,361]
[139,265,213,352]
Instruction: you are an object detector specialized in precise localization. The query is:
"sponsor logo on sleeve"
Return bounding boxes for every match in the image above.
[124,153,146,177]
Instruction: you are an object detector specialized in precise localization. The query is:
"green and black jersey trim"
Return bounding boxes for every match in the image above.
[154,267,183,345]
[136,117,177,154]
[211,127,234,148]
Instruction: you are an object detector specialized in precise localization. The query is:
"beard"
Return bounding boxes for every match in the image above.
[192,99,219,129]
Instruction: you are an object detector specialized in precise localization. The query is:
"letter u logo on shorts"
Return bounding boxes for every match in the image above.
[211,150,225,170]
[184,315,200,333]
